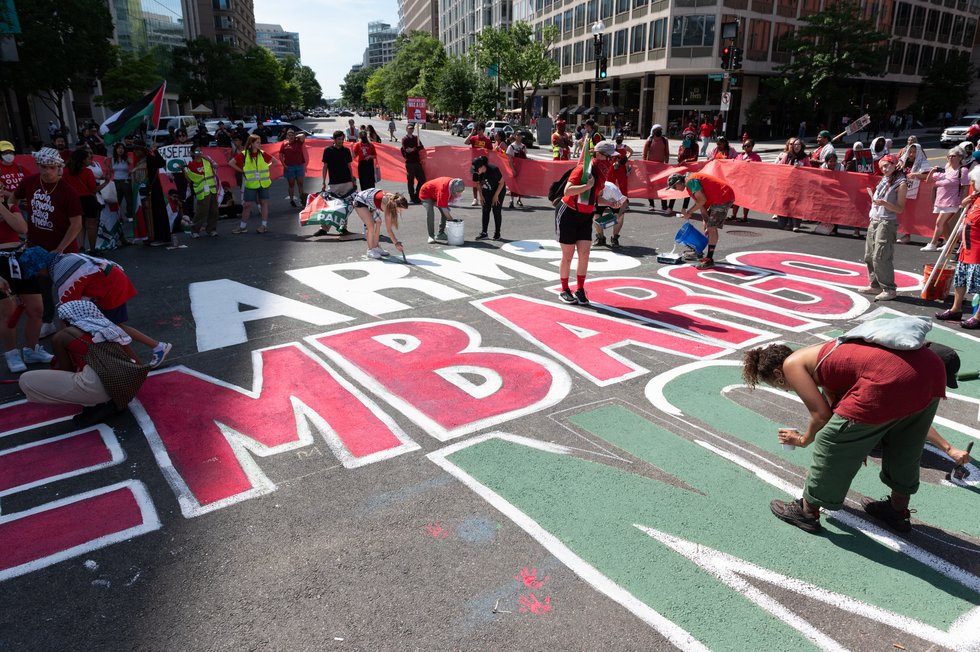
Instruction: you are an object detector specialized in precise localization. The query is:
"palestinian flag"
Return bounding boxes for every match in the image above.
[579,137,594,205]
[100,82,166,145]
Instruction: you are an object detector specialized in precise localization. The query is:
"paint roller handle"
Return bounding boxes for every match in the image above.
[951,442,974,479]
[955,370,980,381]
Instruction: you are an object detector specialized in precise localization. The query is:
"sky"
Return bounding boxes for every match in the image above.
[253,0,399,100]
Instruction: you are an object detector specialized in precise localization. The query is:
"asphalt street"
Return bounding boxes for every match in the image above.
[0,127,977,652]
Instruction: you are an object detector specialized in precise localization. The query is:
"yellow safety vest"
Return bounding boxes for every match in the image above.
[242,151,271,189]
[184,160,217,199]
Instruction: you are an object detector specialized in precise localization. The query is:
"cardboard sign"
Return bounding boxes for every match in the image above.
[406,97,428,124]
[158,143,194,175]
[845,114,871,136]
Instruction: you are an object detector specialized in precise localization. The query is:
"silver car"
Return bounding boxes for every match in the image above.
[940,114,980,146]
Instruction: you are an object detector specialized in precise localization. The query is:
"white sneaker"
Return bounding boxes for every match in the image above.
[4,349,25,373]
[367,248,383,259]
[875,290,898,301]
[427,236,436,244]
[920,243,939,252]
[22,345,54,364]
[897,234,911,244]
[377,247,390,257]
[150,342,172,368]
[38,322,58,339]
[471,199,478,206]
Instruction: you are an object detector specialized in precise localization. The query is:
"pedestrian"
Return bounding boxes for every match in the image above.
[921,147,969,252]
[0,141,25,201]
[278,129,308,208]
[214,121,232,148]
[109,143,134,226]
[730,139,761,222]
[551,119,572,161]
[366,125,382,143]
[843,141,874,173]
[935,183,980,328]
[184,147,219,238]
[64,148,101,253]
[229,134,278,234]
[418,177,465,243]
[665,169,735,270]
[698,117,715,157]
[464,123,492,205]
[344,119,358,142]
[505,131,527,208]
[810,130,835,164]
[400,124,426,204]
[472,155,506,241]
[594,135,632,248]
[18,300,147,427]
[707,135,736,160]
[774,138,809,232]
[352,130,378,191]
[17,246,172,367]
[860,154,907,302]
[320,130,355,198]
[351,188,408,259]
[388,116,397,142]
[896,141,931,244]
[743,337,946,535]
[642,124,670,212]
[663,130,699,216]
[87,151,119,251]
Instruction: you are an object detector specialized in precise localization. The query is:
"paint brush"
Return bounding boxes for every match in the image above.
[952,442,973,480]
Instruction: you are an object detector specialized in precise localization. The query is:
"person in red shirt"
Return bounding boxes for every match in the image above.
[63,148,101,253]
[52,135,71,163]
[742,338,946,535]
[665,171,735,269]
[418,177,464,242]
[551,120,572,161]
[593,134,633,249]
[278,129,308,208]
[464,123,492,205]
[935,188,980,328]
[352,130,378,191]
[698,119,715,157]
[555,140,619,306]
[0,141,26,201]
[967,121,980,145]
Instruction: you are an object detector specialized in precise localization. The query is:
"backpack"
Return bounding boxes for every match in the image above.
[548,166,575,206]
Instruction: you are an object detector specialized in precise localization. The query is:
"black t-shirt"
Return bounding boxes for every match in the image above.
[322,145,353,183]
[478,164,503,194]
[215,129,232,148]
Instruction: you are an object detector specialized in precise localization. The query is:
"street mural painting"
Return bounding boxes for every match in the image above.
[0,247,977,648]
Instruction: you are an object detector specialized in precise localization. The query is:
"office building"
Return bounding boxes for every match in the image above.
[110,0,187,53]
[364,20,398,67]
[440,0,512,56]
[256,23,301,60]
[398,0,438,37]
[182,0,256,50]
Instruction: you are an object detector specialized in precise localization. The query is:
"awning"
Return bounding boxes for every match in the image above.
[556,106,572,117]
[599,105,625,115]
[581,106,600,116]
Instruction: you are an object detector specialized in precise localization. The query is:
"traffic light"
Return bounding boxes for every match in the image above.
[731,47,743,70]
[721,46,731,69]
[599,56,608,79]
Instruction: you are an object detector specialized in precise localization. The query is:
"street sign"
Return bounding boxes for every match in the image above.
[729,76,739,88]
[720,92,731,111]
[845,114,871,136]
[708,73,724,81]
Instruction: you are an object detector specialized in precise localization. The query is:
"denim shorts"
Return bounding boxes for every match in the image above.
[243,186,270,202]
[283,164,306,180]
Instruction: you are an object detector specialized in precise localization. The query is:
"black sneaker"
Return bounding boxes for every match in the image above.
[476,232,489,240]
[492,233,502,241]
[313,228,329,237]
[289,198,297,208]
[770,498,822,534]
[574,288,590,306]
[338,227,350,236]
[558,289,578,304]
[593,235,607,246]
[862,497,913,533]
[610,235,620,248]
[72,401,123,428]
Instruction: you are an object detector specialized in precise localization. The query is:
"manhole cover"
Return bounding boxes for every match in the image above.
[726,229,761,237]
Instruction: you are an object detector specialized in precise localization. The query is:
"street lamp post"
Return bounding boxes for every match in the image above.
[591,20,606,114]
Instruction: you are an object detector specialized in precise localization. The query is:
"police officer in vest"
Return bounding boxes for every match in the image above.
[184,148,219,237]
[229,134,279,234]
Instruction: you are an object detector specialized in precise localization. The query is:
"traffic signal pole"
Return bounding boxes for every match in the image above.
[718,19,741,138]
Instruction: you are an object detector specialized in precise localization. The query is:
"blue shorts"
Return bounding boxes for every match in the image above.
[283,164,306,180]
[100,303,129,325]
[243,186,270,202]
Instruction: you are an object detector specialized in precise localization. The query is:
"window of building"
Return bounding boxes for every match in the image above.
[919,45,934,74]
[670,14,716,47]
[964,18,977,46]
[904,42,919,74]
[585,37,596,62]
[564,9,573,32]
[772,22,793,53]
[574,40,584,63]
[616,0,630,13]
[952,14,965,44]
[214,15,233,30]
[587,0,598,24]
[894,3,911,36]
[634,0,648,7]
[612,28,627,55]
[909,5,925,38]
[925,8,940,37]
[562,44,572,66]
[601,0,613,19]
[212,0,230,9]
[649,17,667,48]
[575,4,586,28]
[939,12,952,42]
[747,18,771,60]
[776,0,796,18]
[630,23,647,53]
[799,0,821,16]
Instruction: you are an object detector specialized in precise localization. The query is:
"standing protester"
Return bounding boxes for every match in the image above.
[922,147,969,252]
[896,141,931,244]
[860,154,907,302]
[472,156,506,241]
[353,130,378,191]
[551,119,572,161]
[0,141,25,201]
[388,117,397,142]
[184,147,219,238]
[810,130,835,164]
[321,131,355,197]
[506,131,527,208]
[228,134,244,201]
[344,119,358,142]
[935,182,980,329]
[214,122,232,148]
[775,138,810,232]
[109,143,134,225]
[401,124,426,204]
[350,188,408,259]
[666,170,735,270]
[742,339,946,535]
[464,123,492,205]
[419,177,465,243]
[662,130,699,216]
[554,140,618,305]
[642,124,670,212]
[578,119,603,159]
[366,125,383,144]
[843,141,874,173]
[229,134,278,234]
[278,129,308,208]
[730,139,761,222]
[698,117,715,157]
[707,136,737,160]
[64,149,101,253]
[594,135,632,248]
[53,135,71,163]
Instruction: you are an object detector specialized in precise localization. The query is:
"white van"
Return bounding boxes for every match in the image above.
[147,116,199,143]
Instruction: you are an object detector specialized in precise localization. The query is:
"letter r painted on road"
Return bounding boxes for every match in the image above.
[726,251,922,292]
[307,319,570,441]
[132,343,419,518]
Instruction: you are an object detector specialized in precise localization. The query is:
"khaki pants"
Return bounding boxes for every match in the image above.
[193,193,219,234]
[864,219,897,292]
[19,366,110,406]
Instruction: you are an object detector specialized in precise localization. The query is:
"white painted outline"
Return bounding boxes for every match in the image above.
[725,250,923,292]
[433,365,504,400]
[658,261,870,321]
[405,246,560,293]
[0,399,75,439]
[499,238,642,272]
[473,293,733,387]
[306,318,571,442]
[0,426,123,501]
[427,432,711,652]
[131,342,419,519]
[0,480,161,582]
[548,276,825,350]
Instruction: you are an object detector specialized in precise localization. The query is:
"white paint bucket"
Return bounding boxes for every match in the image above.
[446,219,465,246]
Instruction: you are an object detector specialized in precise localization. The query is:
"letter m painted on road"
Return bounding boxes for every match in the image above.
[133,343,418,518]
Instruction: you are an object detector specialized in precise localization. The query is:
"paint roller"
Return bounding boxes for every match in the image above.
[952,442,973,481]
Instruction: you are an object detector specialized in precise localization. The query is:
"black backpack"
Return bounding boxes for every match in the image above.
[548,166,576,206]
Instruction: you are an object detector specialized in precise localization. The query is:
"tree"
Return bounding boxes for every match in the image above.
[769,0,889,128]
[1,0,116,131]
[363,68,388,109]
[472,22,560,124]
[239,47,297,114]
[292,65,323,109]
[171,38,239,113]
[470,76,502,119]
[340,66,374,107]
[918,52,974,122]
[378,31,447,112]
[96,50,162,110]
[432,57,478,115]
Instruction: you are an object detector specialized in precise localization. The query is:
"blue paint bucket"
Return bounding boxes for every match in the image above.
[674,222,708,252]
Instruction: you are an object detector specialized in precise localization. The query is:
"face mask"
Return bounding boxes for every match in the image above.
[1,153,13,164]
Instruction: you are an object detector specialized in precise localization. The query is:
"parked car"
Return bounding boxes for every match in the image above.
[450,118,469,137]
[261,120,328,143]
[483,120,536,146]
[940,114,980,146]
[338,110,355,117]
[147,115,199,143]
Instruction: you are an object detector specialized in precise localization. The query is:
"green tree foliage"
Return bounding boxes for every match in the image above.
[472,22,560,123]
[96,50,162,110]
[432,57,478,115]
[769,0,888,126]
[1,0,116,128]
[469,76,502,119]
[378,31,447,111]
[171,37,239,112]
[341,66,375,107]
[363,68,388,109]
[292,64,323,108]
[241,46,298,111]
[918,52,974,121]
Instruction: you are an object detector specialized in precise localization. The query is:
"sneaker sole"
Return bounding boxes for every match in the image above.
[769,500,822,534]
[862,500,912,533]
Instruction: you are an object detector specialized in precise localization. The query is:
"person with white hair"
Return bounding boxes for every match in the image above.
[642,124,670,212]
[896,141,931,244]
[922,146,970,251]
[418,176,465,243]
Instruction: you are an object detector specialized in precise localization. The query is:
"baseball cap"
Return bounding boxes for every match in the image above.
[471,155,488,175]
[818,130,832,138]
[0,141,14,152]
[666,172,686,188]
[594,141,617,157]
[928,342,960,388]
